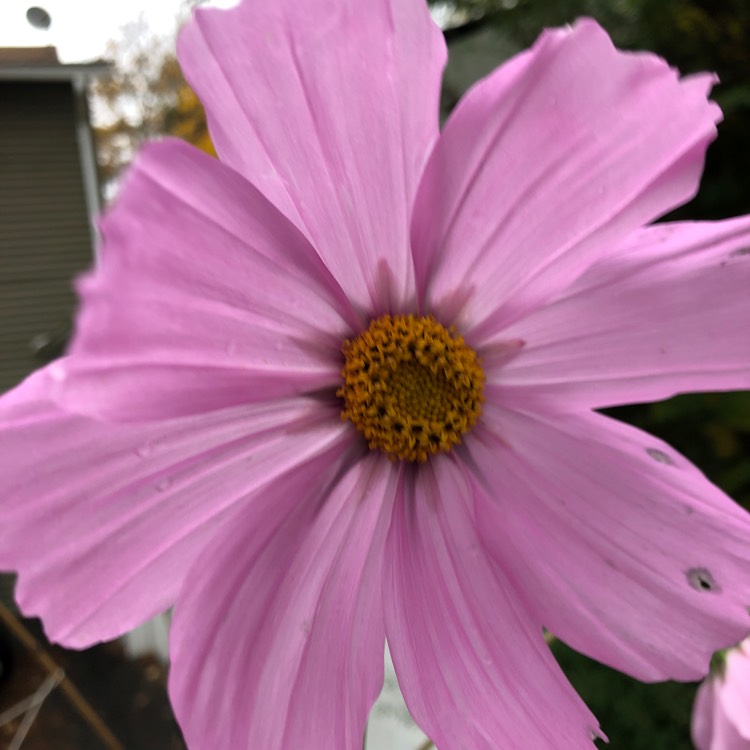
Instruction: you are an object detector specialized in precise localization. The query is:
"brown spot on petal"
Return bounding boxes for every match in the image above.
[730,247,750,258]
[686,567,720,593]
[480,338,526,369]
[434,284,478,328]
[646,447,675,466]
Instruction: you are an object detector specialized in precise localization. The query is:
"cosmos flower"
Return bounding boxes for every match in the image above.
[692,640,750,750]
[1,1,750,748]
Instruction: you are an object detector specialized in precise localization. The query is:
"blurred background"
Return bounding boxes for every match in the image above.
[0,0,749,747]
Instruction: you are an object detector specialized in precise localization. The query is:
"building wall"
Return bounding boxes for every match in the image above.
[0,80,94,392]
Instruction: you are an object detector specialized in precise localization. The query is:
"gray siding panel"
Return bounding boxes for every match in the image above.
[0,81,94,391]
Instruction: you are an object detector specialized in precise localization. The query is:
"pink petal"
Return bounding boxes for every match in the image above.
[491,216,750,408]
[56,139,352,421]
[178,0,446,313]
[383,455,601,750]
[411,19,720,335]
[713,688,750,750]
[0,364,348,648]
[470,403,750,682]
[692,680,716,750]
[169,452,398,750]
[719,645,750,741]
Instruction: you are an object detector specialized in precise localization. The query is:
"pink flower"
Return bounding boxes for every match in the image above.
[692,641,750,749]
[1,2,750,748]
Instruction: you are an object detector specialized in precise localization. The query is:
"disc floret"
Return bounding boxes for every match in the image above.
[338,314,485,462]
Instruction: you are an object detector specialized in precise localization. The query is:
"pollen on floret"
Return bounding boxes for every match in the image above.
[337,314,485,463]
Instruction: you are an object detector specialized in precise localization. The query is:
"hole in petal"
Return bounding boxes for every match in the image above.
[686,567,720,593]
[645,447,675,466]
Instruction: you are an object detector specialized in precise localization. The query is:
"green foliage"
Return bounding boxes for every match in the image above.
[553,641,697,749]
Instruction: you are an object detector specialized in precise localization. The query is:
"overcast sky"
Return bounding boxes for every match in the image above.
[0,0,223,62]
[1,1,455,63]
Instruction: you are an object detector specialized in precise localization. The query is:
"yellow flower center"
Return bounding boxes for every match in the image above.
[338,314,485,462]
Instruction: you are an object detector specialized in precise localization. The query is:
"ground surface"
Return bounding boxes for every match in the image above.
[0,614,185,750]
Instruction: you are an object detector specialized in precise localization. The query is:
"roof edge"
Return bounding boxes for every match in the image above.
[0,47,110,81]
[0,63,110,81]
